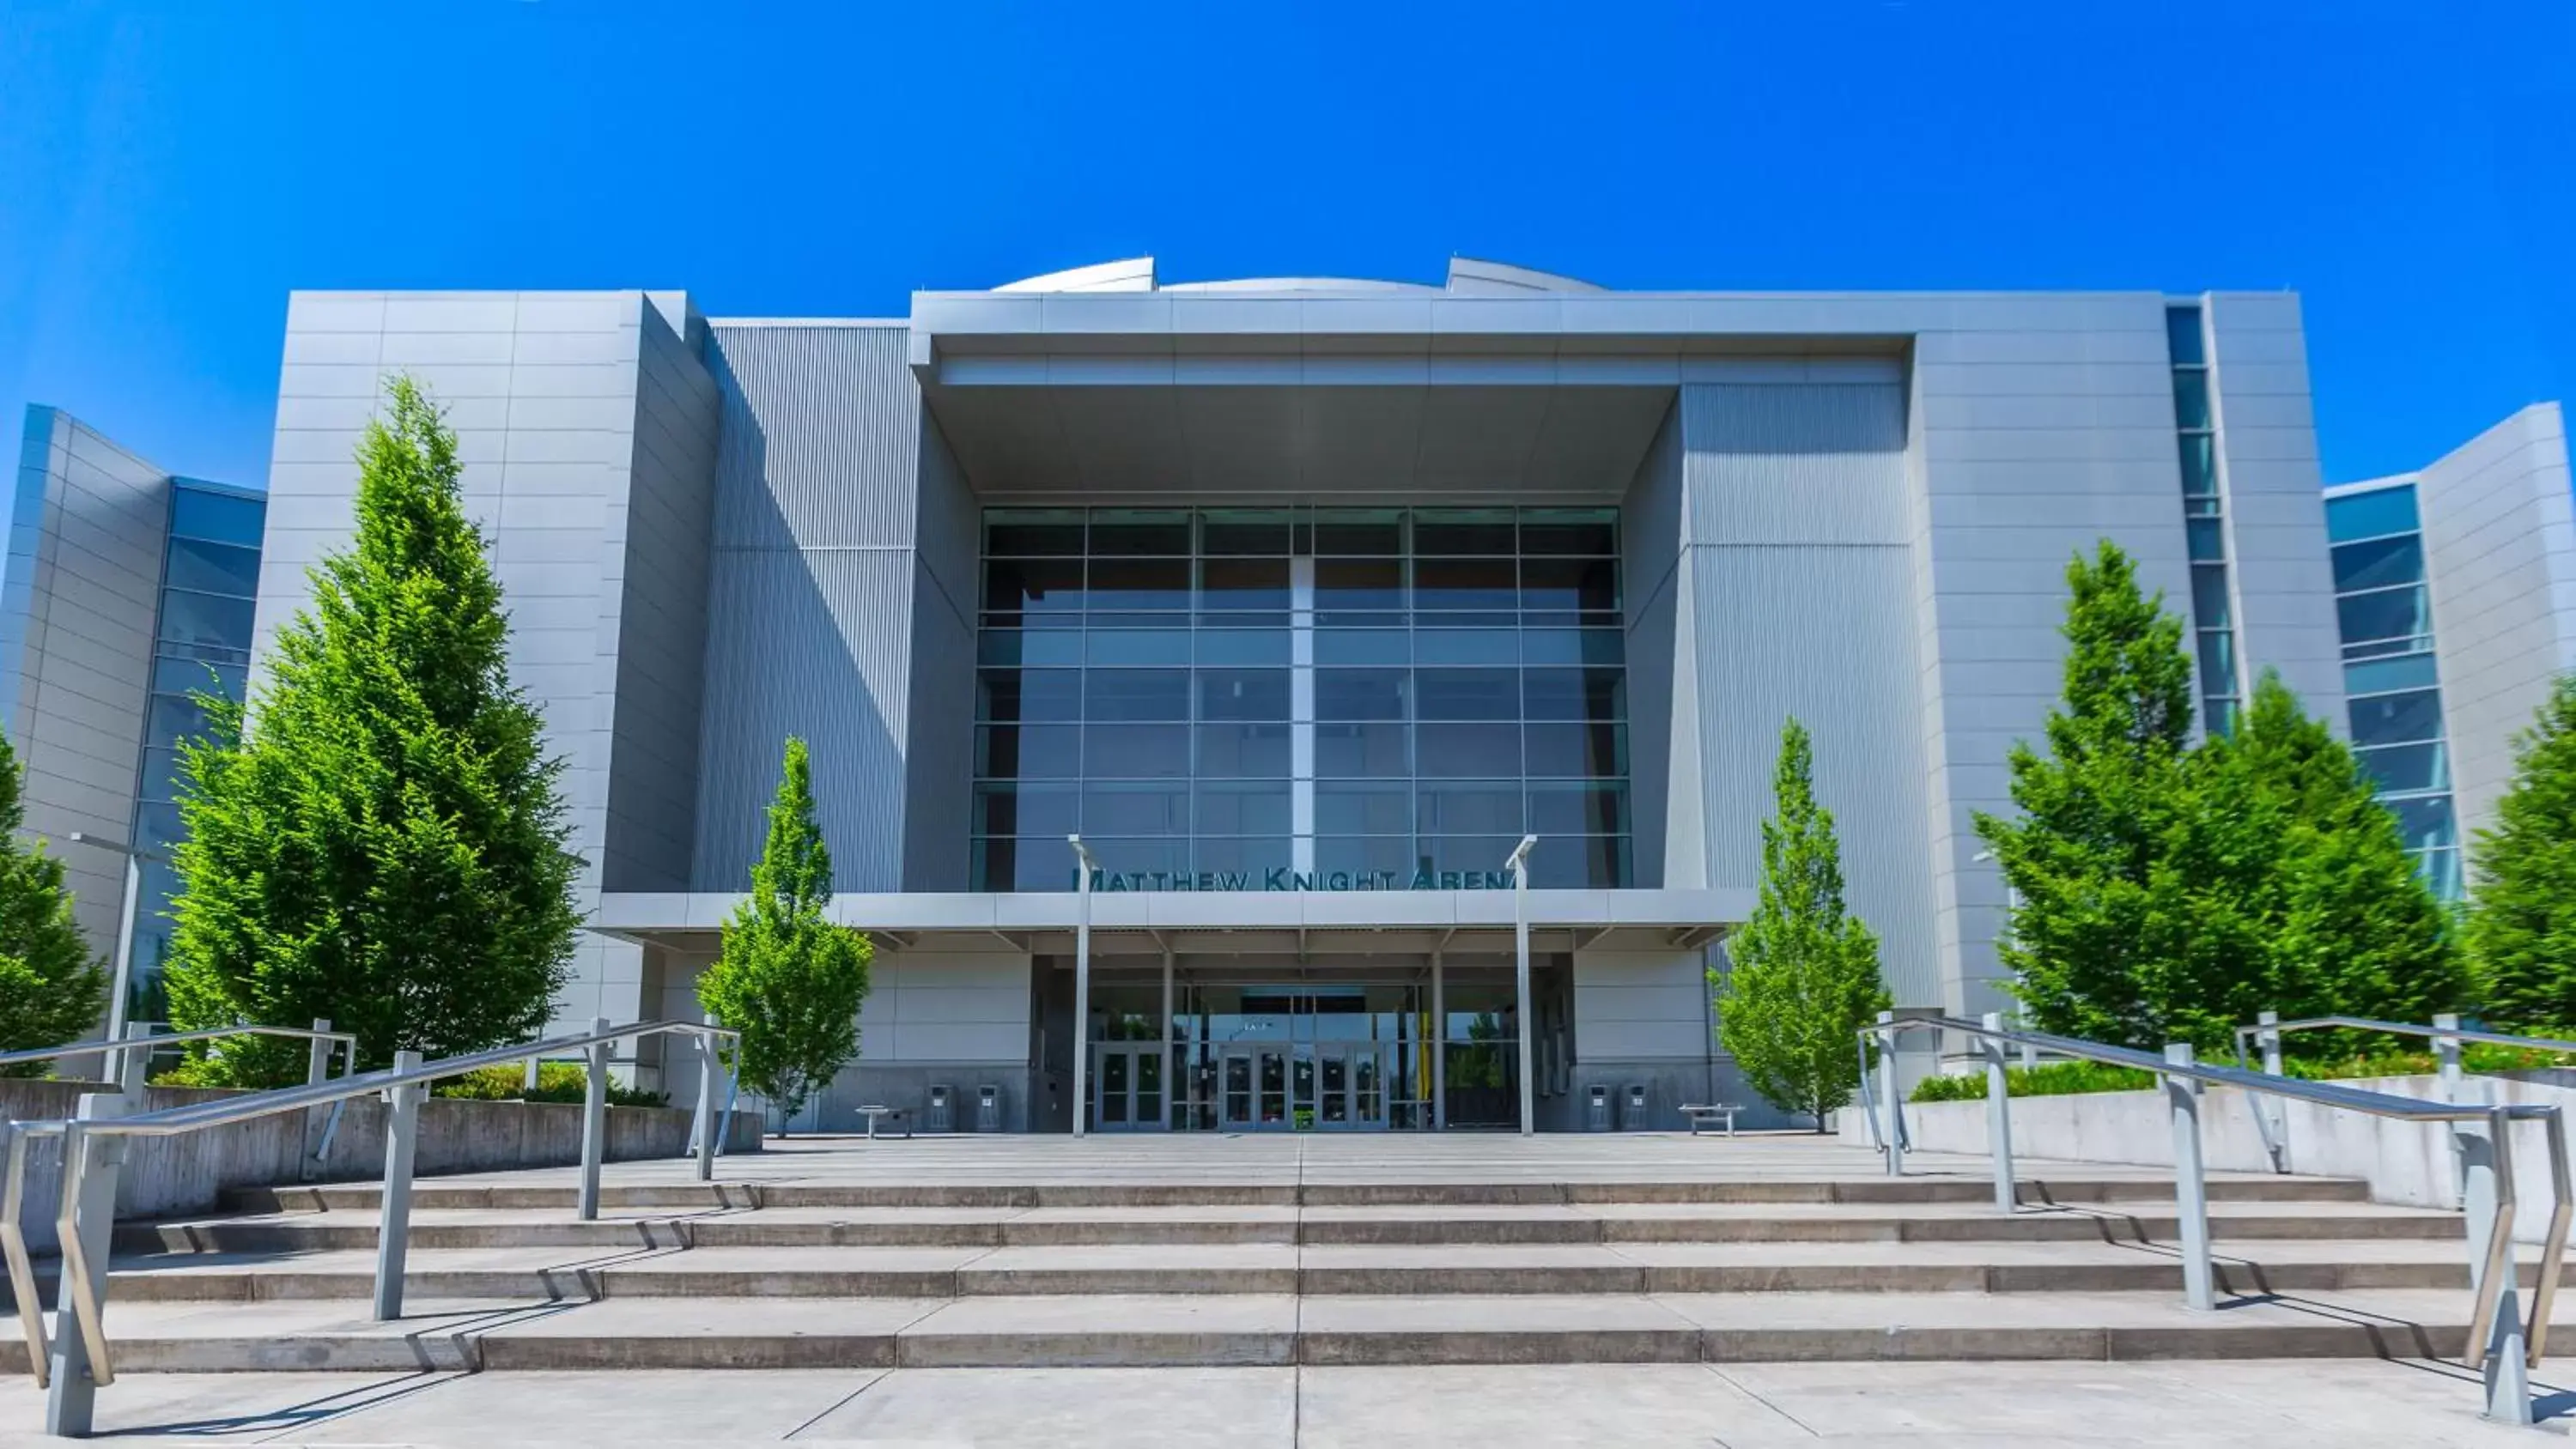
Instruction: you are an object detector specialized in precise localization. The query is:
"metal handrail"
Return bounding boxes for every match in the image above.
[2234,1014,2576,1061]
[0,1022,357,1074]
[3,1016,737,1397]
[1858,1010,2573,1423]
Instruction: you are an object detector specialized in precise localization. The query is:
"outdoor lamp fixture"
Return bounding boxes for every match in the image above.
[67,831,159,1083]
[1504,834,1539,1135]
[1067,834,1100,1139]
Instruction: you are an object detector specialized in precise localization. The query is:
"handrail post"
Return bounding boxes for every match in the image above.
[1875,1009,1902,1178]
[695,1017,727,1180]
[579,1018,610,1221]
[45,1084,136,1434]
[1982,1011,2014,1212]
[2255,1009,2289,1174]
[301,1017,333,1183]
[2528,1106,2573,1370]
[372,1048,422,1322]
[2163,1043,2215,1312]
[2458,1092,2531,1423]
[2435,1012,2467,1210]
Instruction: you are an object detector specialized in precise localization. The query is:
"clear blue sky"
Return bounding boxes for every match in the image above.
[3,1,2567,488]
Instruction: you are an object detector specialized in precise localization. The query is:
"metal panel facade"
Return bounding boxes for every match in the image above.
[2414,403,2576,838]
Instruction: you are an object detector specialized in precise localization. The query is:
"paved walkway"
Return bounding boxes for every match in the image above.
[0,1360,2563,1446]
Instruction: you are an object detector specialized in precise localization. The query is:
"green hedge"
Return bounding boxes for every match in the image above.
[1910,1039,2576,1103]
[433,1062,667,1108]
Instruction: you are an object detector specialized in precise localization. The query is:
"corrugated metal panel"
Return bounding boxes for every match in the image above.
[2417,403,2576,837]
[902,414,977,888]
[1688,542,1940,1013]
[602,306,722,891]
[692,549,915,891]
[1681,383,1909,546]
[1620,402,1684,888]
[706,324,921,549]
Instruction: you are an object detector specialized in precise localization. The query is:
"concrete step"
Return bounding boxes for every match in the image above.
[117,1198,2465,1256]
[3,1288,2562,1372]
[220,1173,2372,1214]
[34,1240,2557,1304]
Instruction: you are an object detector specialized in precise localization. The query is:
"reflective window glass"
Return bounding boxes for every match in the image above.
[1413,668,1519,721]
[1527,722,1626,778]
[1316,834,1414,877]
[152,655,244,702]
[2390,795,2457,852]
[1315,781,1411,834]
[974,782,1076,837]
[1195,782,1291,836]
[979,669,1081,724]
[1200,509,1291,555]
[170,486,264,548]
[2349,688,2443,746]
[1084,782,1189,835]
[984,557,1082,615]
[1200,557,1290,609]
[1194,629,1291,666]
[1197,668,1291,721]
[1313,509,1402,555]
[1520,557,1618,613]
[1315,629,1410,666]
[2178,433,2219,496]
[2186,518,2226,561]
[164,537,260,597]
[1413,558,1517,611]
[2165,306,2206,367]
[1518,507,1617,556]
[1087,558,1190,610]
[2336,586,2431,648]
[1085,670,1191,721]
[2172,372,2212,431]
[1088,509,1191,555]
[978,724,1081,779]
[1315,721,1411,777]
[980,629,1084,667]
[1521,628,1623,667]
[1198,723,1293,778]
[984,509,1084,556]
[2190,566,2232,630]
[1413,628,1520,666]
[1315,558,1404,610]
[1528,780,1629,835]
[1087,629,1190,666]
[1413,509,1515,555]
[1316,669,1408,721]
[1195,836,1290,876]
[1416,724,1519,778]
[156,591,256,651]
[2331,535,2425,594]
[2325,486,2418,543]
[1084,724,1192,778]
[2196,631,2237,695]
[1522,667,1625,722]
[1417,781,1523,834]
[2342,652,2439,697]
[145,694,212,750]
[2358,743,2448,795]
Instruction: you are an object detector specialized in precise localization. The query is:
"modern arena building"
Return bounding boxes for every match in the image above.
[16,257,2395,1131]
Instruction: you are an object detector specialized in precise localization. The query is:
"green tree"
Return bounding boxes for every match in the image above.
[0,736,108,1076]
[2467,676,2576,1028]
[1715,718,1891,1129]
[1975,542,2202,1047]
[2201,670,2465,1030]
[696,737,872,1131]
[162,377,580,1084]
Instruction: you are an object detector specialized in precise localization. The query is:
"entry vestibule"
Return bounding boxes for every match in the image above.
[1072,958,1569,1134]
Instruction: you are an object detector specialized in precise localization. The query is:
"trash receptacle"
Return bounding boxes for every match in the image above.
[976,1084,1001,1133]
[1624,1083,1649,1131]
[927,1084,954,1134]
[1587,1084,1611,1133]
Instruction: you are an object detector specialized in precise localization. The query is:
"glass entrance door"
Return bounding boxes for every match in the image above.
[1315,1043,1388,1130]
[1218,1046,1294,1130]
[1091,1043,1166,1131]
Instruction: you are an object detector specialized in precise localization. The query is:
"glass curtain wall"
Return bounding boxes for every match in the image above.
[126,481,267,1016]
[2323,484,2459,897]
[2168,304,2243,735]
[973,506,1631,891]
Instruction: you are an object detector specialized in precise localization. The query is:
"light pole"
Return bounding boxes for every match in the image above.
[1067,834,1099,1139]
[67,832,155,1082]
[1504,834,1538,1136]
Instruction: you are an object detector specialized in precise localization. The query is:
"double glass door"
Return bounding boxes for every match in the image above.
[1218,1043,1387,1131]
[1091,1043,1166,1131]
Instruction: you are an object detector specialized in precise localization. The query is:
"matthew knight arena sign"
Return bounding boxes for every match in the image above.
[1079,869,1516,893]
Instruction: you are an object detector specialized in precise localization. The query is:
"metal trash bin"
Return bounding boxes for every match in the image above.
[1587,1084,1612,1133]
[976,1083,1001,1133]
[1624,1083,1649,1131]
[926,1084,954,1134]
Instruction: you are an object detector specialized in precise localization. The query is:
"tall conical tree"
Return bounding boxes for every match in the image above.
[2191,670,2465,1035]
[1974,542,2203,1047]
[696,737,872,1132]
[163,377,580,1084]
[2468,676,2576,1028]
[1715,718,1890,1130]
[0,735,108,1076]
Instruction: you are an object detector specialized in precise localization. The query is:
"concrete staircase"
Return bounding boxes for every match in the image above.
[3,1136,2564,1374]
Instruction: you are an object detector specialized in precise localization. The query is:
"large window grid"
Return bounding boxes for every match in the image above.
[2169,305,2241,735]
[973,506,1631,891]
[125,482,266,1017]
[2324,484,2459,898]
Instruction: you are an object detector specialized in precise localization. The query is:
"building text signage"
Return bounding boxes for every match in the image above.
[1080,868,1515,894]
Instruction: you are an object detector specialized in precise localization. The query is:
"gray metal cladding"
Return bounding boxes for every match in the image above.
[691,547,914,892]
[1675,379,1936,1009]
[1619,401,1684,888]
[708,324,923,549]
[601,306,722,892]
[1680,381,1911,545]
[695,322,936,893]
[902,413,977,889]
[1687,543,1940,1010]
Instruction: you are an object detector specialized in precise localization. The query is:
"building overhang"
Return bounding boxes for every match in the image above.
[592,888,1745,960]
[906,288,1908,499]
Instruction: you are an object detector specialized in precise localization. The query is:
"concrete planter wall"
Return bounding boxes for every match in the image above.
[3,1079,762,1254]
[1838,1070,2576,1243]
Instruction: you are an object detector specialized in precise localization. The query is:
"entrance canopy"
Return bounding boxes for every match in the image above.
[591,888,1742,958]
